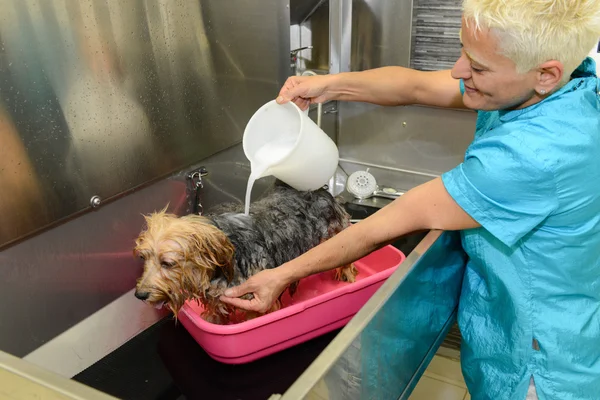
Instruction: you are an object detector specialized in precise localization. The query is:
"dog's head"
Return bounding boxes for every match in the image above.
[133,207,235,315]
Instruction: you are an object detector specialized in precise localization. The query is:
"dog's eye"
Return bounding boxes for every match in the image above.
[138,254,146,260]
[161,261,176,269]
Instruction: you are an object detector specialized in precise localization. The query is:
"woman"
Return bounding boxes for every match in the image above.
[222,1,600,399]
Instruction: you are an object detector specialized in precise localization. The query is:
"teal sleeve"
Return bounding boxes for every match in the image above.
[441,131,558,247]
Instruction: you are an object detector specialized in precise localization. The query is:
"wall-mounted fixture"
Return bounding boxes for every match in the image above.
[290,46,313,75]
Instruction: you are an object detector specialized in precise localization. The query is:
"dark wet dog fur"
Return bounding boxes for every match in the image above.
[134,182,358,324]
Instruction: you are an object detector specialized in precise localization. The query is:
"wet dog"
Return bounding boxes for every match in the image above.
[133,184,358,324]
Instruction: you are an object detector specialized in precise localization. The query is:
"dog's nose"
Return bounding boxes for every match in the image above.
[135,291,149,300]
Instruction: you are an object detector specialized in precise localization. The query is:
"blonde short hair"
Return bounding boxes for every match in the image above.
[462,0,600,82]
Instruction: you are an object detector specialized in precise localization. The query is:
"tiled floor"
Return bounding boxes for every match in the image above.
[409,355,470,400]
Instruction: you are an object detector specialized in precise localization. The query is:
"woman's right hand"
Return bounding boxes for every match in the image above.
[219,267,291,314]
[276,74,336,110]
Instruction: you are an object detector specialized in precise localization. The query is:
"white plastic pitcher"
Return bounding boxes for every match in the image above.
[243,99,339,191]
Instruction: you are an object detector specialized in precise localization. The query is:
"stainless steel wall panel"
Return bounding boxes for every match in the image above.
[0,0,289,248]
[0,143,277,358]
[0,172,185,357]
[349,0,414,72]
[337,0,476,176]
[339,102,475,175]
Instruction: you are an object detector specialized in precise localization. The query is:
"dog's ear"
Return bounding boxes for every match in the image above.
[134,218,148,258]
[219,258,235,282]
[183,216,235,283]
[135,206,173,259]
[141,203,171,225]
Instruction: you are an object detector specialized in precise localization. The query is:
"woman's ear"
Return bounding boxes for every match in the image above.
[536,60,564,95]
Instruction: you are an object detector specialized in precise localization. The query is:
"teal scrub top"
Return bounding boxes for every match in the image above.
[442,57,600,400]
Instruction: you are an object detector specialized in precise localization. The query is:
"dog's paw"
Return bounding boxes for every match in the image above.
[288,281,299,297]
[202,312,227,325]
[240,293,254,301]
[334,264,358,283]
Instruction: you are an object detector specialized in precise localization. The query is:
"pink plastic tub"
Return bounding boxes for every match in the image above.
[178,245,406,364]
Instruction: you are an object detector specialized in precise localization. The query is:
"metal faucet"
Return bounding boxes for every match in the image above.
[290,46,313,75]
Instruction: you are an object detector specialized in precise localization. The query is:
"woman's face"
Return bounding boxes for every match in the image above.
[451,18,541,111]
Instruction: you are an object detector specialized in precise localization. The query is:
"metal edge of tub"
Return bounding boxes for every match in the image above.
[278,228,451,399]
[0,350,118,400]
